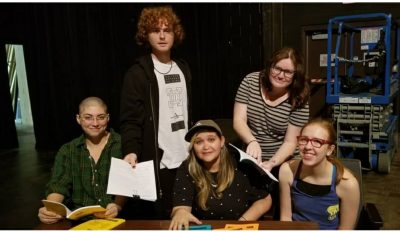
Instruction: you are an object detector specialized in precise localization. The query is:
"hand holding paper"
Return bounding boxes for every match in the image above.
[107,158,157,201]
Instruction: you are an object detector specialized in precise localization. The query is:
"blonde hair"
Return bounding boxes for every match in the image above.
[135,5,185,46]
[187,130,235,210]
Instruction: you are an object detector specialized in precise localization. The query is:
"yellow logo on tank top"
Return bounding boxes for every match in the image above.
[326,204,339,221]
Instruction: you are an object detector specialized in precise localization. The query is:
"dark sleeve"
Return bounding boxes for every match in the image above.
[108,130,123,159]
[119,65,146,157]
[45,143,72,198]
[172,161,195,207]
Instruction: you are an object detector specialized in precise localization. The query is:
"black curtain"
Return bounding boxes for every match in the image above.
[175,4,264,122]
[0,3,264,150]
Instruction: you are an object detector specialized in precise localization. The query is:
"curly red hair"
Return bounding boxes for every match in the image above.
[135,5,185,46]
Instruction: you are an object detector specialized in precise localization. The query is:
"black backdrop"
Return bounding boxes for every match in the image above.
[0,3,264,150]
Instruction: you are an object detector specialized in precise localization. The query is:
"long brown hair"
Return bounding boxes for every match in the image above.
[300,118,346,184]
[187,130,235,210]
[261,47,309,110]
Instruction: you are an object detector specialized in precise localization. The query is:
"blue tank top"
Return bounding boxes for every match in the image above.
[291,162,340,230]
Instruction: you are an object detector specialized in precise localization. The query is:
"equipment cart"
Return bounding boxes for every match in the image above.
[326,13,399,173]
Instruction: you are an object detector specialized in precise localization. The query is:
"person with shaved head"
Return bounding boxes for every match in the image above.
[38,96,124,224]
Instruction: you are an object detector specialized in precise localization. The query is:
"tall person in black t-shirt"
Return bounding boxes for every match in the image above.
[120,5,192,219]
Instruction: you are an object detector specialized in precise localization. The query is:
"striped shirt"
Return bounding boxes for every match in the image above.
[45,129,122,210]
[235,71,309,160]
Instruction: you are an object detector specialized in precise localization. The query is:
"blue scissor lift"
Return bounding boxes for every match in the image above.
[326,13,399,173]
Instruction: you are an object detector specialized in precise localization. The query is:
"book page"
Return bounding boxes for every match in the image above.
[229,143,278,182]
[42,199,105,220]
[68,205,106,220]
[42,200,70,217]
[107,158,157,201]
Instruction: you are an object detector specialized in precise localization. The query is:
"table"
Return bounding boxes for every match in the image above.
[36,219,319,230]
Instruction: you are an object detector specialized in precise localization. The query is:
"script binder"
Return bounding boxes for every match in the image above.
[69,218,126,230]
[229,143,278,182]
[107,158,157,201]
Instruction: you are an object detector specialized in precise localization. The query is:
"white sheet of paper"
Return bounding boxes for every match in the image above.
[107,158,157,201]
[229,143,279,182]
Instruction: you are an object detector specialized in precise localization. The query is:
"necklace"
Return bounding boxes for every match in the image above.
[154,61,173,75]
[210,173,218,188]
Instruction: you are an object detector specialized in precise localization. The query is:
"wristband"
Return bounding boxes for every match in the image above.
[247,139,257,145]
[240,216,248,221]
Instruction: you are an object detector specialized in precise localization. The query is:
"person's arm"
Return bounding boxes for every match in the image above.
[279,162,294,221]
[239,195,272,221]
[169,161,200,230]
[337,169,361,229]
[169,206,202,230]
[233,102,262,163]
[262,124,301,171]
[120,64,147,164]
[39,146,72,224]
[103,196,126,218]
[38,193,65,224]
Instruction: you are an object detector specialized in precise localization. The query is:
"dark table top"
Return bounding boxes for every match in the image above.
[36,219,319,230]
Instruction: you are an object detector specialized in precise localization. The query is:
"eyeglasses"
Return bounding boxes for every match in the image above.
[79,114,109,123]
[297,136,332,148]
[271,66,296,79]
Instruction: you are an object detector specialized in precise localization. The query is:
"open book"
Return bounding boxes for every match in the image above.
[106,158,157,201]
[229,143,278,182]
[42,200,106,220]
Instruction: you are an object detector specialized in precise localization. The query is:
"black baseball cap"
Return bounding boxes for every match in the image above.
[185,120,222,142]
